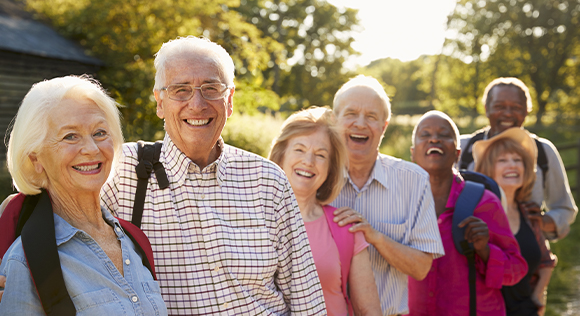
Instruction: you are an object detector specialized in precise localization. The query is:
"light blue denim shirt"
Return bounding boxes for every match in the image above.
[0,207,167,316]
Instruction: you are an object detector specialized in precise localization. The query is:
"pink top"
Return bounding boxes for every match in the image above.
[407,175,528,316]
[304,213,369,316]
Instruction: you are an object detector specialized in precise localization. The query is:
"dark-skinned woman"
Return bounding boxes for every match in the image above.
[406,110,527,316]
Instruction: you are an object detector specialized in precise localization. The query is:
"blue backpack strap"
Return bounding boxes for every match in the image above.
[452,181,485,254]
[452,180,485,316]
[460,170,501,199]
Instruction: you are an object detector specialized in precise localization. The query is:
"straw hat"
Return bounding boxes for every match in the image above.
[472,127,537,171]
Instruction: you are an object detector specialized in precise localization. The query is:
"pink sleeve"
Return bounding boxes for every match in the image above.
[473,191,528,289]
[353,231,369,256]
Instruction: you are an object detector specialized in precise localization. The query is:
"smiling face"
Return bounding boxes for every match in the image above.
[31,97,114,196]
[411,115,459,174]
[335,86,388,164]
[486,85,529,137]
[280,129,331,202]
[493,151,525,194]
[155,53,234,167]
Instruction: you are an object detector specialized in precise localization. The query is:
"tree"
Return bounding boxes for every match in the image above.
[445,0,580,126]
[235,0,360,110]
[26,0,283,140]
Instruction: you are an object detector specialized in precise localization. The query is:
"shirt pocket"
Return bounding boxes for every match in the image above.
[377,221,408,244]
[222,227,278,283]
[72,288,126,315]
[142,280,167,316]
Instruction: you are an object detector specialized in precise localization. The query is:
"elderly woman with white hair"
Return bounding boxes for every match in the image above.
[0,76,166,315]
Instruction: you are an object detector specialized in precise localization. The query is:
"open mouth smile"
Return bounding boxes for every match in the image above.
[295,169,314,178]
[185,118,211,126]
[73,163,101,172]
[426,147,444,155]
[349,133,368,143]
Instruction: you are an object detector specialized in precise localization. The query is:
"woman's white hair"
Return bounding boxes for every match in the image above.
[153,36,235,90]
[333,74,391,122]
[6,75,124,195]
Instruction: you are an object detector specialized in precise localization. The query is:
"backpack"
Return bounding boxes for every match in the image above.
[0,140,169,315]
[453,170,502,316]
[459,129,548,187]
[0,190,156,316]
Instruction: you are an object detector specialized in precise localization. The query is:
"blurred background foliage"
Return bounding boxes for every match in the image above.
[2,0,580,314]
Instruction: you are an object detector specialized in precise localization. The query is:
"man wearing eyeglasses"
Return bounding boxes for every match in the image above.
[99,36,326,315]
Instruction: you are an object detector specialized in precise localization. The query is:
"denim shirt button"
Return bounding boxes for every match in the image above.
[131,296,138,302]
[125,259,130,265]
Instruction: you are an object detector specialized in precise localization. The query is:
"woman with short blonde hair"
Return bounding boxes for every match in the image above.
[269,106,381,316]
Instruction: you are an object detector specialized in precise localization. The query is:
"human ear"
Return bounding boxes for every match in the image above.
[29,152,44,174]
[154,90,164,119]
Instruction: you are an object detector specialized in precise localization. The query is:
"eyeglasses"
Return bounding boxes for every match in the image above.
[160,83,231,101]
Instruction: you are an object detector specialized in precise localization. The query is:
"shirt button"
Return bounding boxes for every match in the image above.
[214,266,220,272]
[356,193,361,198]
[200,193,206,199]
[205,229,211,234]
[115,227,122,233]
[131,296,138,302]
[125,259,131,265]
[223,302,229,308]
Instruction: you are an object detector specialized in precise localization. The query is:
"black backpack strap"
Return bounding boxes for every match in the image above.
[15,193,41,238]
[459,130,486,170]
[534,138,548,188]
[453,181,485,316]
[132,141,169,227]
[21,190,76,316]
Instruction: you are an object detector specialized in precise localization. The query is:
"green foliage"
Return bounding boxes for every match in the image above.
[234,0,360,111]
[222,111,285,157]
[26,0,283,141]
[445,0,580,126]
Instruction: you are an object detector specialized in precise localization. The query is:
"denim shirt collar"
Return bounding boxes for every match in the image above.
[53,207,123,246]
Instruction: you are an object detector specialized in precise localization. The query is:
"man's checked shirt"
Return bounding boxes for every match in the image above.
[101,134,326,315]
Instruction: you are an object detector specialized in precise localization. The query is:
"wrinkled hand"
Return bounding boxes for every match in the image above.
[458,216,490,262]
[520,201,556,234]
[333,207,381,245]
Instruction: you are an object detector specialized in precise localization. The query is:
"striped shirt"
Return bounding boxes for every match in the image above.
[330,154,444,315]
[101,134,326,315]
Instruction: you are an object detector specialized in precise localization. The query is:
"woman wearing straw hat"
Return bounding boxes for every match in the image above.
[474,127,557,316]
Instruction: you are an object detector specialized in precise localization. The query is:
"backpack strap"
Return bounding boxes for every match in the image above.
[459,130,486,170]
[117,217,156,280]
[21,190,76,316]
[460,170,501,199]
[0,193,26,257]
[452,181,485,316]
[133,141,169,227]
[534,138,548,188]
[323,205,354,316]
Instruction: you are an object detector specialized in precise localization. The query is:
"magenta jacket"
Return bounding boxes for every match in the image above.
[407,175,528,316]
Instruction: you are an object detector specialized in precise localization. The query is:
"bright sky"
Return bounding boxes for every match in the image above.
[327,0,458,68]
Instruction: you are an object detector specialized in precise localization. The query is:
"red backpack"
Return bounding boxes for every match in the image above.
[0,190,156,316]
